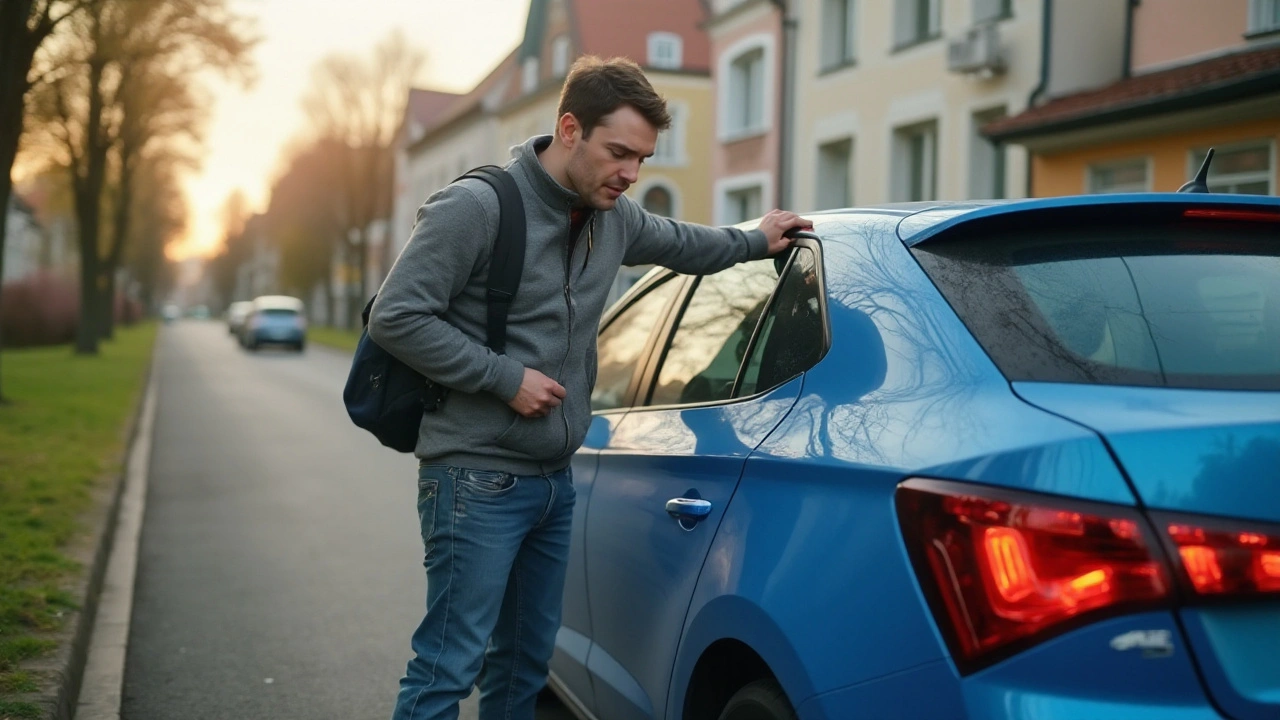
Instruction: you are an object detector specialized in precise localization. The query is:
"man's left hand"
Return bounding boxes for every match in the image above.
[758,210,814,256]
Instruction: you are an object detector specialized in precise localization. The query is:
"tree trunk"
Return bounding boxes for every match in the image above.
[347,235,363,331]
[73,49,110,355]
[0,0,42,399]
[100,153,134,340]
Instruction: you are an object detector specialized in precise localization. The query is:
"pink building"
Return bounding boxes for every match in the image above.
[705,0,786,223]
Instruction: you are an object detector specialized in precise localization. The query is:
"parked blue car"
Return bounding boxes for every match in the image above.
[547,194,1280,720]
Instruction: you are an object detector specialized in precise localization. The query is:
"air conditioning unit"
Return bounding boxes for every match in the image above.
[947,23,1005,76]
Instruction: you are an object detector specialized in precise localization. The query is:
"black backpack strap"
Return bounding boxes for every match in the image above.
[457,165,526,355]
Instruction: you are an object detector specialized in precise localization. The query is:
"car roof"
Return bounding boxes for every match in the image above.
[800,193,1280,248]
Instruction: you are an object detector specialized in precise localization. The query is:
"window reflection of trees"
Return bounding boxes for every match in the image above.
[812,218,990,466]
[591,280,680,412]
[649,260,780,406]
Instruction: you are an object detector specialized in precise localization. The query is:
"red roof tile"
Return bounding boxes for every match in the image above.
[406,88,463,128]
[985,44,1280,140]
[410,49,520,149]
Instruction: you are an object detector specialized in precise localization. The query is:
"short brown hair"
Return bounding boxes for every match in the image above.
[557,56,671,138]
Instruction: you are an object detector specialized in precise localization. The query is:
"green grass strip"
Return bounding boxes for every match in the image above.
[0,323,156,696]
[306,325,361,353]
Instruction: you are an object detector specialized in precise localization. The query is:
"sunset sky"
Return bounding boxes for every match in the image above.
[173,0,530,259]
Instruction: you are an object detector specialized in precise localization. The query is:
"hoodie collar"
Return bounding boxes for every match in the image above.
[512,135,584,211]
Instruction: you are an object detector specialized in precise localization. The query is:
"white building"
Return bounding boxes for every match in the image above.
[388,80,509,265]
[3,193,46,284]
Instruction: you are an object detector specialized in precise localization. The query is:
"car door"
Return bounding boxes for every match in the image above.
[551,273,685,716]
[583,248,825,720]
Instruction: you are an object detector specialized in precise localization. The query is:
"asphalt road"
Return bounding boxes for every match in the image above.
[122,320,576,720]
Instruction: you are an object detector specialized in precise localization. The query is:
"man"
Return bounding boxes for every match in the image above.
[369,55,811,720]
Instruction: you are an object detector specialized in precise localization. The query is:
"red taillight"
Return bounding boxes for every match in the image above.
[897,479,1170,671]
[1160,515,1280,598]
[1182,208,1280,223]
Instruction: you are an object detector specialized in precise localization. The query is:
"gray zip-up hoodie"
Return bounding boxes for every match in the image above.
[368,136,769,475]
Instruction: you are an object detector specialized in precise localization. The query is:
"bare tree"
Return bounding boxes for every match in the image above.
[0,0,90,400]
[24,0,254,353]
[301,30,424,328]
[262,137,348,321]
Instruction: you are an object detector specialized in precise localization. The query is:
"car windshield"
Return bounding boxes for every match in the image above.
[259,308,299,318]
[914,215,1280,390]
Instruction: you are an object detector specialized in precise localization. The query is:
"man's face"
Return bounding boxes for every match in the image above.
[564,106,659,211]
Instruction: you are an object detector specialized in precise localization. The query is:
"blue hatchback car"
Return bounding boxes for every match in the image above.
[546,194,1280,720]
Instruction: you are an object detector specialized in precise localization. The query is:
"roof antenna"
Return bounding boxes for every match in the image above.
[1178,147,1214,193]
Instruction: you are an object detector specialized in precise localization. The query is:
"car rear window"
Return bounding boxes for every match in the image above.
[259,308,299,318]
[913,215,1280,390]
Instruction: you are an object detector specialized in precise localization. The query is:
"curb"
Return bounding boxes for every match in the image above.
[17,344,157,720]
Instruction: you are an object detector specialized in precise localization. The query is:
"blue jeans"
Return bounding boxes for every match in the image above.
[392,464,575,720]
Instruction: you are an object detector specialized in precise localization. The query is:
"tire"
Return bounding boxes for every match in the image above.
[294,341,305,353]
[717,679,797,720]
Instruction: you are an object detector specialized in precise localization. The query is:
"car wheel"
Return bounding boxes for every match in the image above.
[294,341,305,353]
[717,679,796,720]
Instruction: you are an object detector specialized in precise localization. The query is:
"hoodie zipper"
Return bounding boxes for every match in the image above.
[555,211,588,457]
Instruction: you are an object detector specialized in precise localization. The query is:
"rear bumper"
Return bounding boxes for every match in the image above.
[249,329,305,344]
[796,613,1225,720]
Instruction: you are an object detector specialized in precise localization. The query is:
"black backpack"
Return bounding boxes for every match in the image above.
[343,165,526,453]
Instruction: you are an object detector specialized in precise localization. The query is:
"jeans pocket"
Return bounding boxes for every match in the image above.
[417,478,439,549]
[456,468,518,496]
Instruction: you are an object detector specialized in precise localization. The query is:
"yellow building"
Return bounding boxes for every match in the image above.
[986,0,1280,197]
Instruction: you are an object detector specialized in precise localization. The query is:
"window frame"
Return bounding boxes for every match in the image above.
[1087,157,1152,194]
[819,0,858,73]
[816,136,855,210]
[521,56,540,93]
[650,101,687,167]
[974,0,1013,24]
[892,0,942,51]
[717,33,775,142]
[638,179,681,218]
[631,235,831,413]
[647,31,684,70]
[892,120,939,202]
[552,35,572,77]
[1248,0,1280,35]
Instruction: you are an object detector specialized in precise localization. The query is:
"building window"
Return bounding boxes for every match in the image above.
[894,0,941,48]
[643,185,675,217]
[651,103,686,166]
[552,36,572,77]
[1088,158,1150,193]
[1191,142,1273,195]
[725,185,763,224]
[521,56,539,93]
[974,0,1012,23]
[893,121,938,202]
[1249,0,1280,34]
[970,107,1007,199]
[648,32,683,69]
[727,47,766,137]
[816,138,853,210]
[820,0,857,71]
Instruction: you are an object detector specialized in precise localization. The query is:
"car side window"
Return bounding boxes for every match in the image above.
[739,248,825,397]
[591,278,681,412]
[647,259,780,407]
